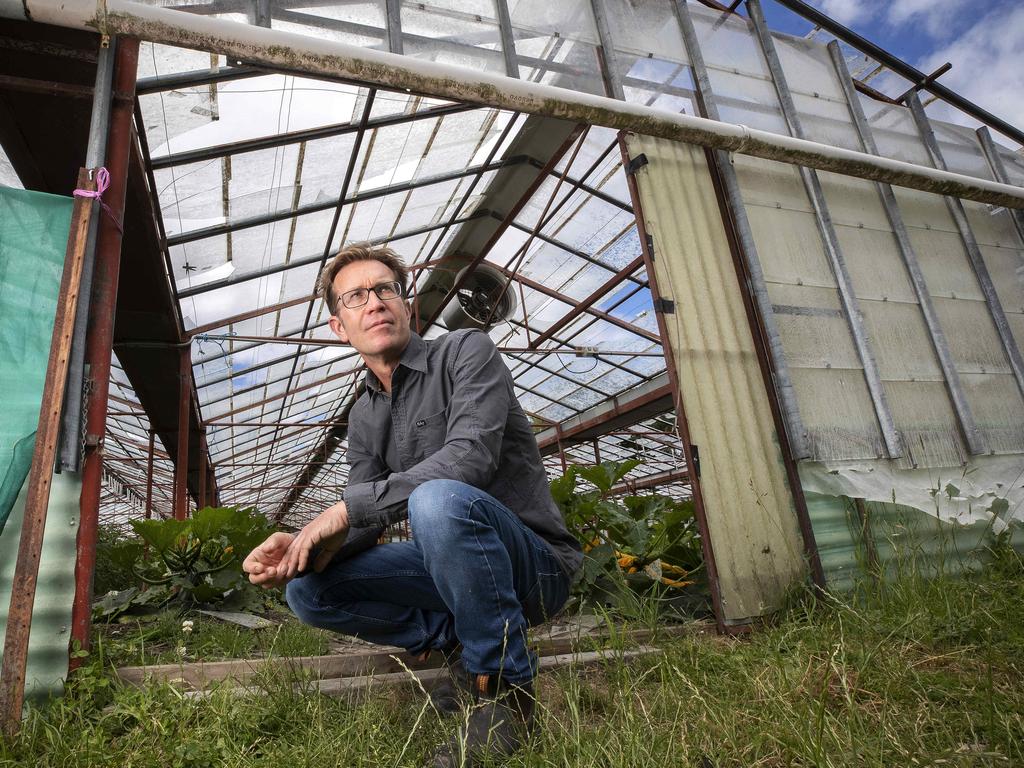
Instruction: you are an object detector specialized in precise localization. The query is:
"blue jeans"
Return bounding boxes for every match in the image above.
[285,479,570,683]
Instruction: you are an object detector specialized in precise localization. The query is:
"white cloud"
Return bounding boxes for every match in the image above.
[884,0,970,40]
[917,4,1024,145]
[814,0,877,26]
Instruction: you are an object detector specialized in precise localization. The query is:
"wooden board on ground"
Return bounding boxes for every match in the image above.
[115,622,704,690]
[184,646,663,701]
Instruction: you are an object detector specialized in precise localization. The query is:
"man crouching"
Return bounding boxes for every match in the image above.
[242,244,581,766]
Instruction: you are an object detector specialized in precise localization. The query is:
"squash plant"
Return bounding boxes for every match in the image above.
[551,460,703,606]
[93,506,275,620]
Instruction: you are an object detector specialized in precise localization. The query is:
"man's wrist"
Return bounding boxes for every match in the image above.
[332,500,349,527]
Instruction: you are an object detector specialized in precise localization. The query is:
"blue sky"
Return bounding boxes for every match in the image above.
[757,0,1023,145]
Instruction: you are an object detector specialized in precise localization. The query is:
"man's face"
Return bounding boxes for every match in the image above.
[328,259,412,360]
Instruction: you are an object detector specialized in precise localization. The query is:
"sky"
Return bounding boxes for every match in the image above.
[759,0,1023,147]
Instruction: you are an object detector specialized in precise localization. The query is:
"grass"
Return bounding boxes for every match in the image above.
[94,609,334,668]
[2,551,1022,767]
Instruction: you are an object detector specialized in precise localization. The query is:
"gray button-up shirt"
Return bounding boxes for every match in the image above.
[343,329,582,579]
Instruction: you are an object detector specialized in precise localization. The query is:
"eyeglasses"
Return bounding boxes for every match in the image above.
[337,280,404,310]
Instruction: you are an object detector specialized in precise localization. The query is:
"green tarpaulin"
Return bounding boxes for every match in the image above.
[0,184,80,702]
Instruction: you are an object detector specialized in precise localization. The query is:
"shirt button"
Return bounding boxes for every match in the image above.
[416,419,425,427]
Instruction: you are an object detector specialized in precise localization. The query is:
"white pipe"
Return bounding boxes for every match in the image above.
[9,0,1024,209]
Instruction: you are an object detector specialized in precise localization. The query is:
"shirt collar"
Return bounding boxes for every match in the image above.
[363,331,428,394]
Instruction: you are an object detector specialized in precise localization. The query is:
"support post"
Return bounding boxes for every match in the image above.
[907,93,1024,399]
[198,433,208,509]
[0,169,95,736]
[145,430,155,519]
[59,40,117,472]
[174,345,191,520]
[385,0,403,55]
[748,0,902,459]
[590,0,624,100]
[69,37,140,676]
[493,0,520,79]
[827,42,983,455]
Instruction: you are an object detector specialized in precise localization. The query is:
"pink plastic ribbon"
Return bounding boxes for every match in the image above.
[73,167,122,233]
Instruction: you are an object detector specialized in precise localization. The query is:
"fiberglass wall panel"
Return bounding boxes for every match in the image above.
[624,133,806,623]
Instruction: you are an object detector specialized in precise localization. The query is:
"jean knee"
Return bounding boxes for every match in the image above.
[285,577,319,626]
[408,479,467,532]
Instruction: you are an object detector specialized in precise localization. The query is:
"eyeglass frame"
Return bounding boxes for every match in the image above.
[335,280,405,311]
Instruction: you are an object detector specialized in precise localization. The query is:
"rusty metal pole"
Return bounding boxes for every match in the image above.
[68,37,140,676]
[174,345,191,520]
[144,430,154,519]
[198,432,208,509]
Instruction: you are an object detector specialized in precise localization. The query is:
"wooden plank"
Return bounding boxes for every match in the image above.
[115,623,702,689]
[183,646,664,701]
[0,169,95,738]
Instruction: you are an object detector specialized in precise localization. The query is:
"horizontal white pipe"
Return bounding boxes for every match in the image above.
[9,0,1024,209]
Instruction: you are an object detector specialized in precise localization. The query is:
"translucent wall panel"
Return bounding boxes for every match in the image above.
[402,0,506,74]
[508,0,604,94]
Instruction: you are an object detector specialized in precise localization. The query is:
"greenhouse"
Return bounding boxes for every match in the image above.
[0,0,1022,758]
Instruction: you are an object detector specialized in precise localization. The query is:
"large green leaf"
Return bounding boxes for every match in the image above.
[549,467,578,507]
[576,459,640,494]
[189,506,239,542]
[130,518,190,553]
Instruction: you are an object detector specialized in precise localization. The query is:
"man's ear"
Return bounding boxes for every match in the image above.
[328,314,350,344]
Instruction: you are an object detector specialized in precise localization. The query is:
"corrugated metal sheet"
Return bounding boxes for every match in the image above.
[624,133,805,623]
[0,473,79,702]
[807,492,1024,593]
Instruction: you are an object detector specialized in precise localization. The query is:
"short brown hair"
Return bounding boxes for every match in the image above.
[318,243,409,313]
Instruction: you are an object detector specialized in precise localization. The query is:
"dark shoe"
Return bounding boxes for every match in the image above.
[418,645,470,717]
[428,675,536,768]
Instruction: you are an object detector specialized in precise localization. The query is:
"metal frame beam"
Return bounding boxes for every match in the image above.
[749,0,901,458]
[907,93,1024,399]
[165,154,530,247]
[827,41,983,455]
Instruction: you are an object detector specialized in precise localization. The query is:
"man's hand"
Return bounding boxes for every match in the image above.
[242,532,296,589]
[282,500,350,578]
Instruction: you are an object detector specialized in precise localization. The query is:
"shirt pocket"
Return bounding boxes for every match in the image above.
[409,408,447,461]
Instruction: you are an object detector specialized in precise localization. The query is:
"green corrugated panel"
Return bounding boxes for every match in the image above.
[0,184,77,703]
[0,474,80,701]
[806,491,1021,591]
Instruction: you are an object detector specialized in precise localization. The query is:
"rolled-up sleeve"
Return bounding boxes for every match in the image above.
[344,331,509,528]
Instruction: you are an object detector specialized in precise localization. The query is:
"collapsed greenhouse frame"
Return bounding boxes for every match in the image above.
[1,0,1023,734]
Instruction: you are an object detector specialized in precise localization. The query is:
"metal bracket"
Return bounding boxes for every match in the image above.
[626,153,648,175]
[652,298,675,314]
[689,444,700,479]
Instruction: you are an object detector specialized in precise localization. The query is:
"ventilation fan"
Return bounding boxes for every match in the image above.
[441,263,518,331]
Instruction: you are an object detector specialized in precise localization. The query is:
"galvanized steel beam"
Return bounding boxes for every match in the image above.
[907,93,1024,399]
[749,0,902,459]
[828,41,984,456]
[384,0,403,55]
[976,127,1024,247]
[493,0,519,79]
[590,0,624,100]
[60,40,117,472]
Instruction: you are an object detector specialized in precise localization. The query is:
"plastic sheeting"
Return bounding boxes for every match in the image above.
[0,185,78,701]
[0,186,71,532]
